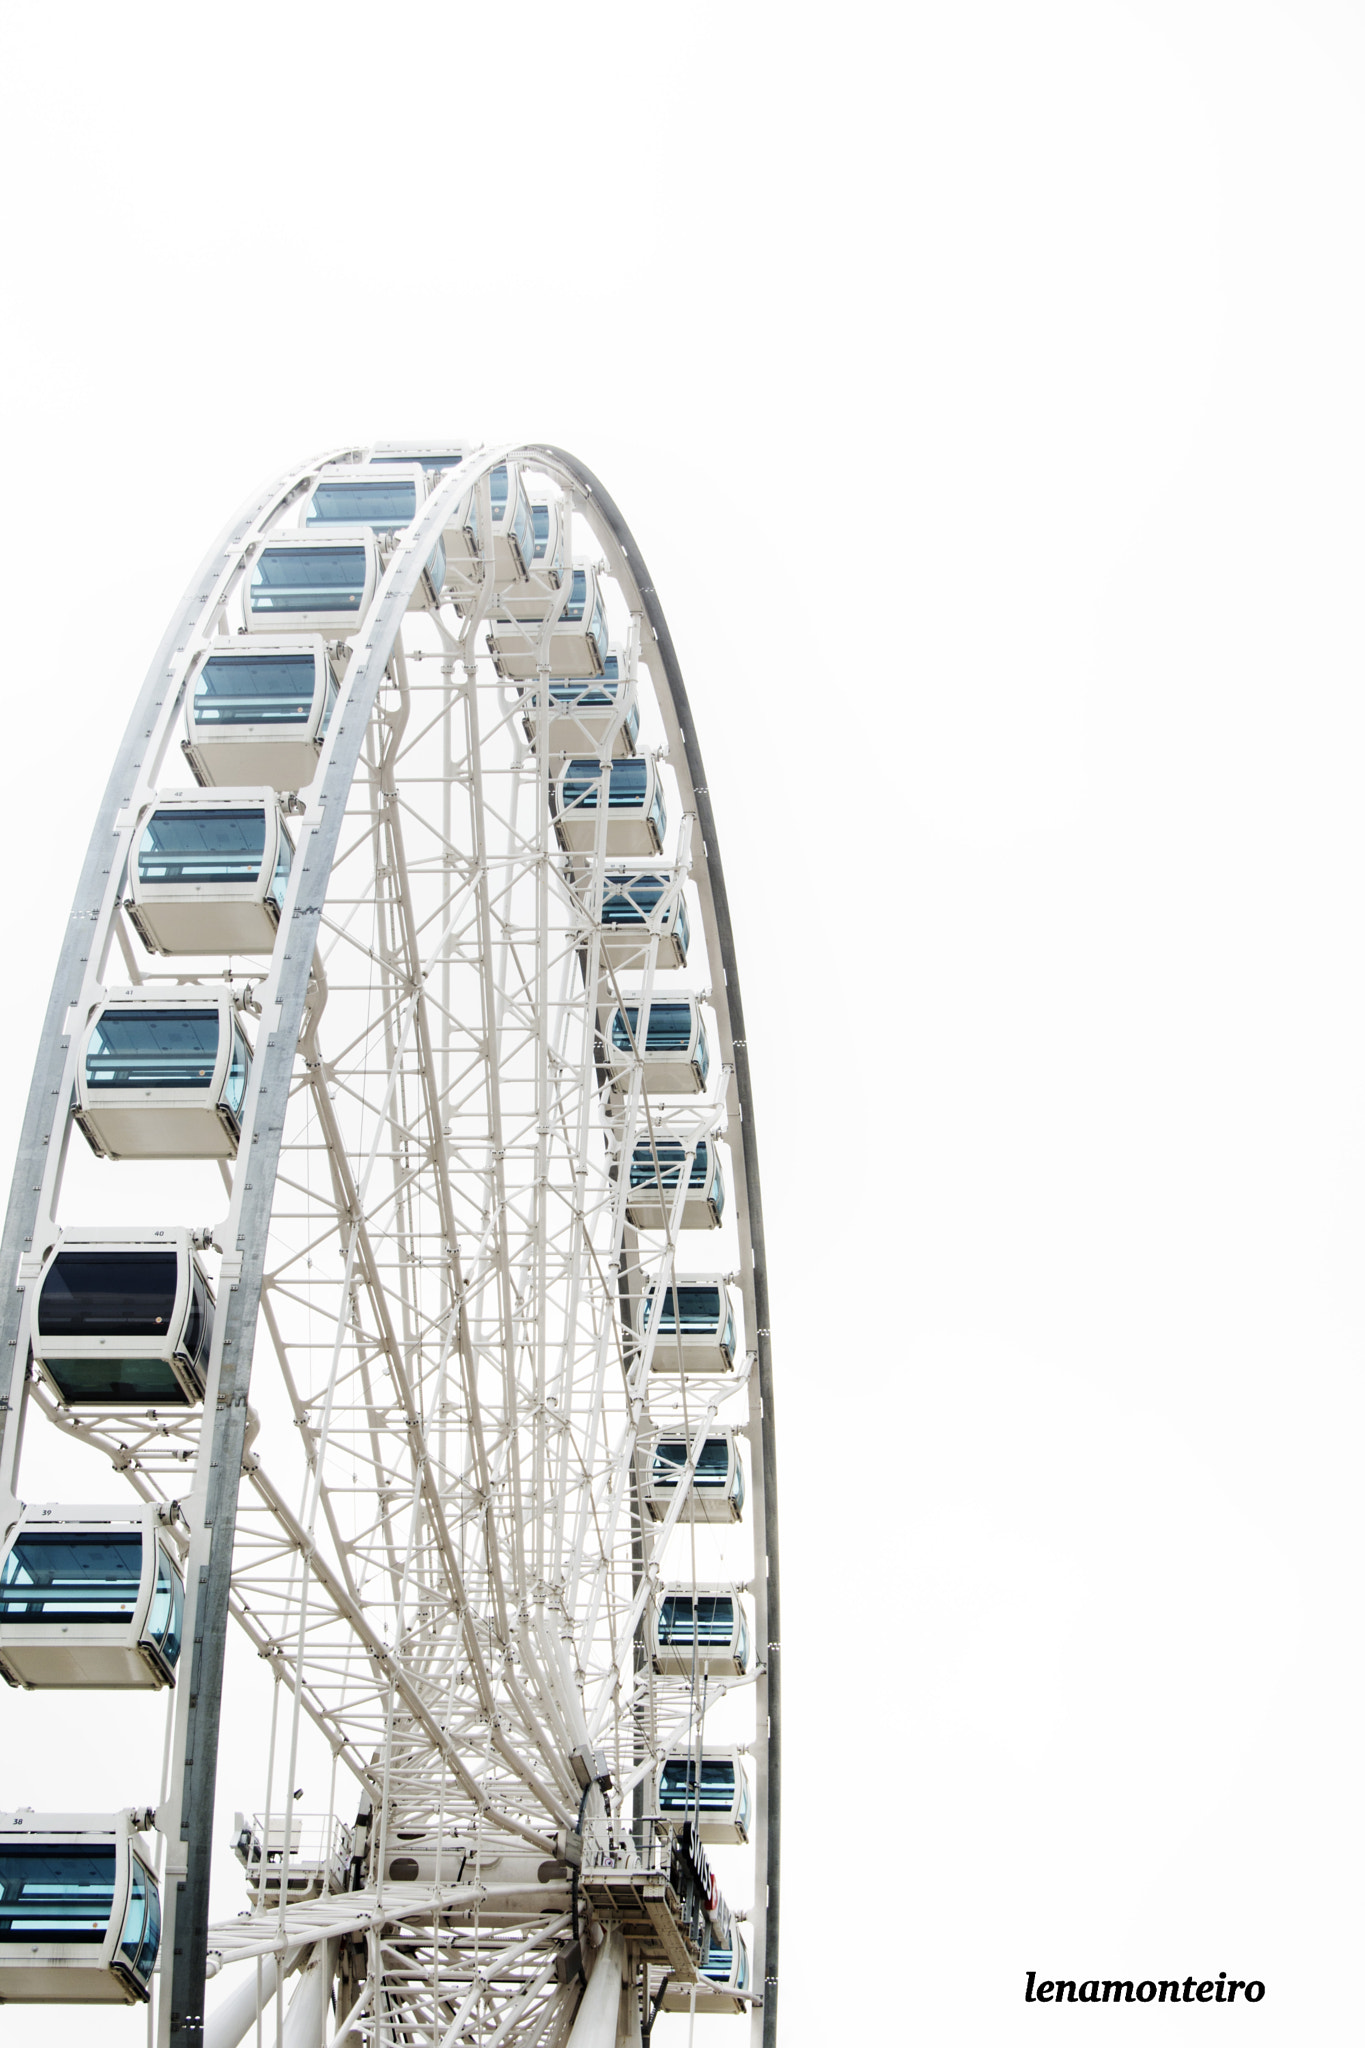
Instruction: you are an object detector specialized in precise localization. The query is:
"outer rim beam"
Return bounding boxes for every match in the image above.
[524,446,782,2048]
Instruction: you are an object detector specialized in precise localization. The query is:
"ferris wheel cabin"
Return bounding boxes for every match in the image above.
[649,1586,749,1678]
[0,1505,184,1690]
[304,465,445,605]
[640,1275,736,1372]
[625,1137,725,1230]
[607,995,710,1095]
[490,565,609,680]
[124,791,293,954]
[524,649,641,759]
[587,866,690,970]
[660,1931,750,2015]
[646,1432,745,1524]
[245,530,379,636]
[553,756,666,857]
[495,491,569,622]
[0,1811,161,2006]
[651,1749,751,1844]
[182,638,340,791]
[30,1230,214,1408]
[73,990,251,1159]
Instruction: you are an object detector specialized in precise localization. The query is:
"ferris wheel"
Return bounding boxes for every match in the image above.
[0,445,780,2048]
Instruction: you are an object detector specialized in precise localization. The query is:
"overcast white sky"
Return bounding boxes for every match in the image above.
[1,1,1364,2040]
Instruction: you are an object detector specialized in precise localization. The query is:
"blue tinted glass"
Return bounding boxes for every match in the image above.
[138,809,267,886]
[611,1003,693,1053]
[86,1010,219,1090]
[491,465,508,515]
[564,569,587,622]
[119,1860,157,1976]
[658,1595,734,1644]
[531,504,549,554]
[629,1140,710,1190]
[147,1549,184,1666]
[659,1758,736,1808]
[0,1532,143,1623]
[225,1028,250,1118]
[645,1284,721,1333]
[195,655,316,727]
[601,874,664,926]
[0,1846,116,1942]
[269,831,292,912]
[307,480,416,529]
[250,547,366,614]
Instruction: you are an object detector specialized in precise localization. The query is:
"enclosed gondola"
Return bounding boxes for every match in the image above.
[607,995,710,1095]
[489,564,609,680]
[30,1229,215,1408]
[639,1275,737,1373]
[0,1504,185,1689]
[585,866,689,971]
[73,990,251,1160]
[651,1749,751,1844]
[625,1136,725,1231]
[646,1431,745,1524]
[244,530,379,636]
[552,755,665,857]
[124,791,293,954]
[498,491,569,619]
[524,648,640,759]
[649,1586,749,1678]
[0,1810,161,2005]
[304,464,445,604]
[660,1931,750,2015]
[182,637,340,791]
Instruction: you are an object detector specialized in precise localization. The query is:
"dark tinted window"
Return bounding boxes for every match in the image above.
[40,1251,178,1337]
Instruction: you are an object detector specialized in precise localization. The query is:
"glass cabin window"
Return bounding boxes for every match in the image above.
[183,1267,213,1369]
[646,1284,722,1334]
[531,503,549,557]
[490,465,509,518]
[138,809,267,887]
[658,1594,735,1647]
[652,1438,729,1489]
[0,1531,143,1624]
[40,1251,178,1337]
[147,1549,184,1667]
[659,1758,737,1811]
[601,874,664,926]
[249,546,367,616]
[629,1140,711,1191]
[0,1845,117,1942]
[424,538,447,592]
[611,1003,694,1055]
[319,667,339,735]
[225,1025,250,1119]
[194,654,316,727]
[563,758,650,813]
[119,1858,160,1979]
[307,479,417,530]
[86,1009,219,1091]
[269,829,293,913]
[588,594,608,667]
[563,568,587,622]
[703,1948,735,1987]
[510,490,533,569]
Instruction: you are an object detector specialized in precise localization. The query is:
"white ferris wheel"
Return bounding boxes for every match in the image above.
[0,446,781,2048]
